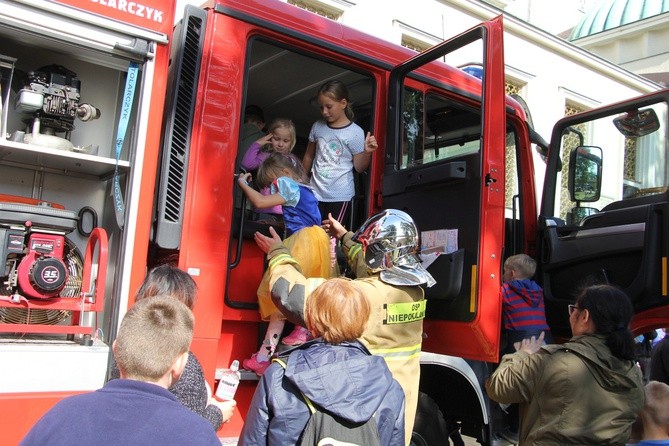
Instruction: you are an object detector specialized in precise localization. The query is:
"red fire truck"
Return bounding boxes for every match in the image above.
[1,0,667,444]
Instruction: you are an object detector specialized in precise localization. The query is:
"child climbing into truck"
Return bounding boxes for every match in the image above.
[237,152,334,374]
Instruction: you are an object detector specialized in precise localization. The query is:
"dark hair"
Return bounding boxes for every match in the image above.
[256,152,308,188]
[135,264,198,310]
[576,284,635,360]
[317,80,354,121]
[244,104,264,123]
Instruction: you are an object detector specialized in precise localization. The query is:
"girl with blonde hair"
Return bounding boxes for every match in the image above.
[238,153,333,374]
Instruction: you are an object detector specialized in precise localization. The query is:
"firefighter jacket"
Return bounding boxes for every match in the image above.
[267,232,426,445]
[485,334,643,445]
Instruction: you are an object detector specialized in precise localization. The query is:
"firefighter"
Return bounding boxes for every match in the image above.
[253,209,435,445]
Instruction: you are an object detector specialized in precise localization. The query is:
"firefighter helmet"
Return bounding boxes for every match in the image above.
[352,209,435,287]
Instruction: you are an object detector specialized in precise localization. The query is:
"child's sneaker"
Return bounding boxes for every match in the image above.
[282,326,312,346]
[242,354,270,375]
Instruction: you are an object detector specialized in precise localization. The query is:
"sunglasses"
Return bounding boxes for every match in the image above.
[568,304,581,316]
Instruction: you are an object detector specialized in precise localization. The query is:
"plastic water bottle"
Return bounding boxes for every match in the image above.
[215,360,240,401]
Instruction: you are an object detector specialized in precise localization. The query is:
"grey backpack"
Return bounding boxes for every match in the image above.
[274,358,381,446]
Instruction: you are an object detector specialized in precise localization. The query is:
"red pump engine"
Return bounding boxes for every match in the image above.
[1,200,80,300]
[17,232,68,298]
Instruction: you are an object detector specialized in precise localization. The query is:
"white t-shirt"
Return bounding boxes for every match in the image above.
[308,120,364,202]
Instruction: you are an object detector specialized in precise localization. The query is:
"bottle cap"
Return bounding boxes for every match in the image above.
[230,360,239,372]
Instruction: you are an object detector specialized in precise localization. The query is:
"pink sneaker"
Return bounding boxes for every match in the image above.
[282,326,312,346]
[242,354,270,375]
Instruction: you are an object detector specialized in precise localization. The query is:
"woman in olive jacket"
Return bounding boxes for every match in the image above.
[486,284,643,445]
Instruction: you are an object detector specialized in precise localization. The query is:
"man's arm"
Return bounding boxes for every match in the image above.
[322,213,370,278]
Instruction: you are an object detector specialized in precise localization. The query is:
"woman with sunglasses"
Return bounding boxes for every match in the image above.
[486,284,643,445]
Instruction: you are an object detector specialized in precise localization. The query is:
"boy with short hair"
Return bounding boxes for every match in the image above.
[636,381,669,445]
[498,254,551,444]
[20,296,221,446]
[502,254,551,348]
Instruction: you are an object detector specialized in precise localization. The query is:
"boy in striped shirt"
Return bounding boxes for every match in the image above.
[501,254,551,347]
[498,253,552,443]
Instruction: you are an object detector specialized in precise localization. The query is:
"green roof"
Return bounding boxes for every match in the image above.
[570,0,669,40]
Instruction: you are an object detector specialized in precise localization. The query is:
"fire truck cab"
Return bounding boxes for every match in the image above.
[154,2,510,441]
[1,0,668,444]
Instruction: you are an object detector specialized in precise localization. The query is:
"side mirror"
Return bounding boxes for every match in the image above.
[613,108,660,138]
[567,206,599,225]
[569,145,602,203]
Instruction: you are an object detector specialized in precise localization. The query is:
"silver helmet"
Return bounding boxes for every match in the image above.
[353,209,436,287]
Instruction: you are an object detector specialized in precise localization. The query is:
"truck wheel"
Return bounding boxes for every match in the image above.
[411,392,448,446]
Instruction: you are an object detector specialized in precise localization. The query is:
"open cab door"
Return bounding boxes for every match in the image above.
[382,16,506,362]
[537,90,669,338]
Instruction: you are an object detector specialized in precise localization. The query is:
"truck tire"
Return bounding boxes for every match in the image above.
[411,392,448,446]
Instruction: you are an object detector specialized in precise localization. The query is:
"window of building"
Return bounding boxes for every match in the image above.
[393,20,441,52]
[402,35,431,52]
[558,101,588,220]
[553,98,667,225]
[504,81,524,213]
[287,0,352,20]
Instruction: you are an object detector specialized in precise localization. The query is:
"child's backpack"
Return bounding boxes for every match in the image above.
[274,358,381,446]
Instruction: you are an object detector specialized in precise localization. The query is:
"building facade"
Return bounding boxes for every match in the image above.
[281,0,661,203]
